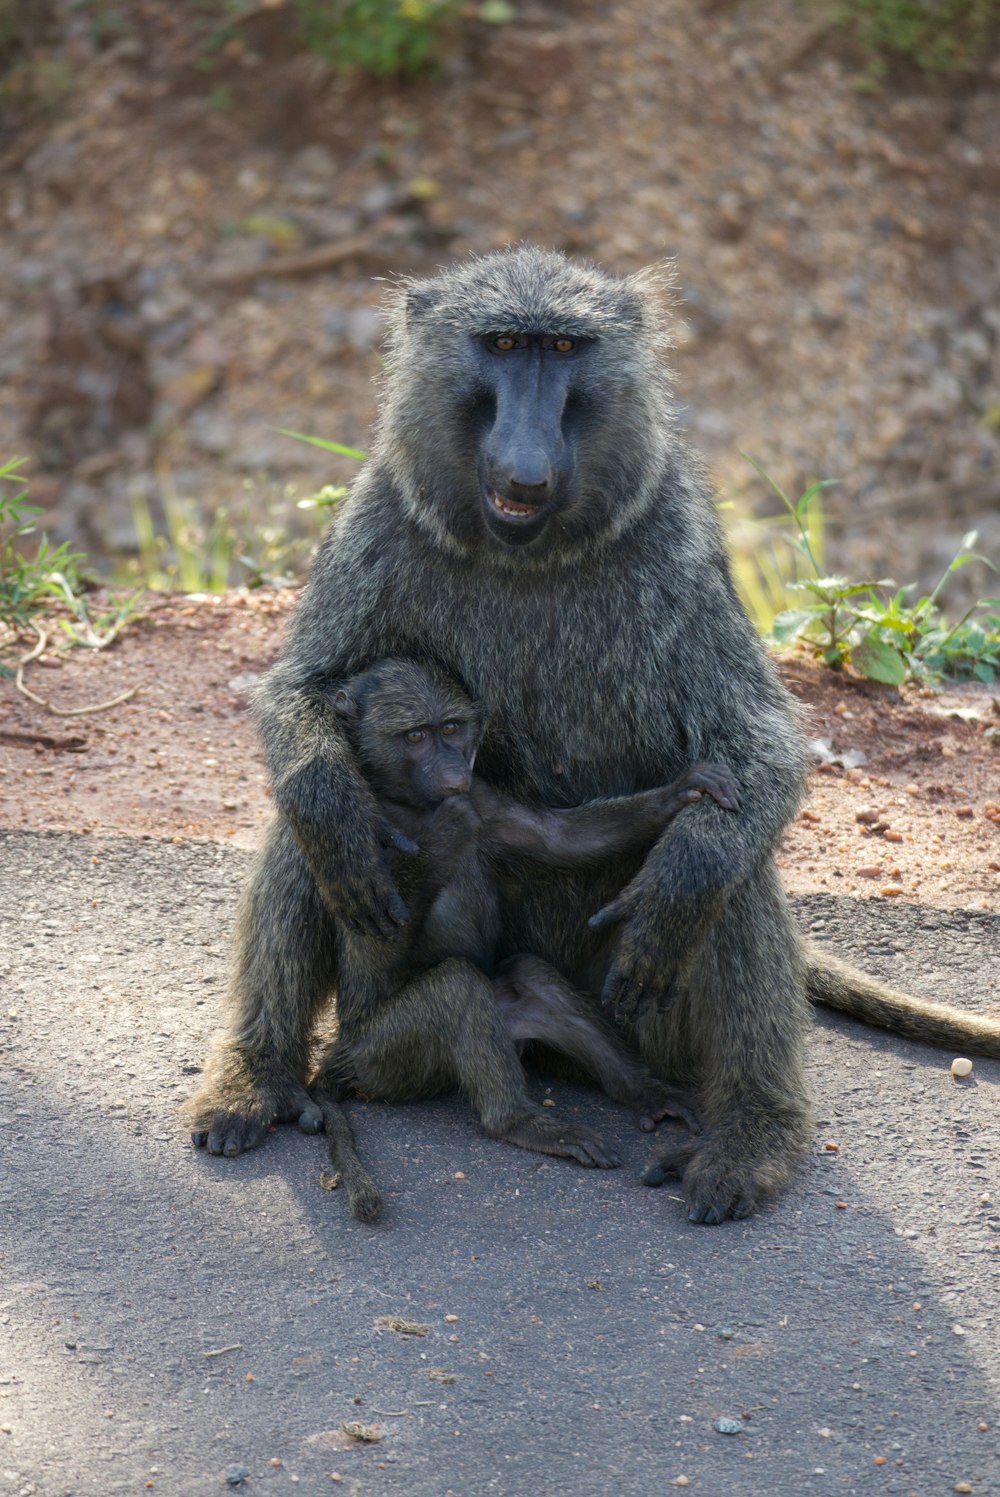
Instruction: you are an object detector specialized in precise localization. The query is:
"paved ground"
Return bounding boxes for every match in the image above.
[1,829,998,1497]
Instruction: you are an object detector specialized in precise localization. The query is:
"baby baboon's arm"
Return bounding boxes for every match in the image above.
[475,763,740,867]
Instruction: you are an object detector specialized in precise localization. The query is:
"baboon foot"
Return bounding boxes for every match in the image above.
[642,1130,801,1225]
[186,1069,320,1157]
[633,1080,701,1135]
[497,1110,621,1169]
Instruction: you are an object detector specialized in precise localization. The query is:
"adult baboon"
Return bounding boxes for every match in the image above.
[187,246,1000,1224]
[310,656,738,1205]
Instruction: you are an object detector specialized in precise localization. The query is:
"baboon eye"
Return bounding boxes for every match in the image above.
[552,336,576,353]
[492,335,518,352]
[441,720,461,736]
[404,729,425,745]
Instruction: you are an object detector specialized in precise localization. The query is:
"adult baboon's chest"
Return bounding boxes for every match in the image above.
[388,555,681,805]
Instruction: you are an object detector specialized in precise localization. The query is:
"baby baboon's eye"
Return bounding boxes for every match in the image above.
[404,729,425,745]
[441,721,461,737]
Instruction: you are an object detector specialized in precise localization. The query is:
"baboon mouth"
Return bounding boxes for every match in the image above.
[485,487,542,521]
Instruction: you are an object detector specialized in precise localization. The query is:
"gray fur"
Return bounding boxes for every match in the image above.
[186,245,999,1224]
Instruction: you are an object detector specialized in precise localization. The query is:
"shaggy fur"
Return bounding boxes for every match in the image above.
[186,246,1000,1224]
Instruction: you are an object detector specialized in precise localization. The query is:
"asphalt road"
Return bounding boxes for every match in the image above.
[1,829,998,1497]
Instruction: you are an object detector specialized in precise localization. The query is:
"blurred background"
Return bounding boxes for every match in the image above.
[1,0,998,612]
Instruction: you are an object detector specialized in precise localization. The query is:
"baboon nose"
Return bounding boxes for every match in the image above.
[507,451,551,491]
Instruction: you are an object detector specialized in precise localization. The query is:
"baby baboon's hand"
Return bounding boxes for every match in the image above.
[679,762,741,812]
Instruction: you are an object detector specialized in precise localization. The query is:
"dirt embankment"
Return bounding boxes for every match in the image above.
[1,1,999,603]
[1,592,997,911]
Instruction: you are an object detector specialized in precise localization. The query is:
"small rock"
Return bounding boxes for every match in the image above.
[225,1466,250,1487]
[714,1417,744,1435]
[950,1057,973,1078]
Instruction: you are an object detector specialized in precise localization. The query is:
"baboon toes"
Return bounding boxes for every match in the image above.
[685,1186,757,1227]
[501,1113,621,1169]
[635,1082,701,1135]
[643,1138,764,1224]
[190,1113,269,1157]
[286,1099,324,1134]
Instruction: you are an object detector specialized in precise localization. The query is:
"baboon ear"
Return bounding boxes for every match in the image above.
[333,688,359,721]
[405,284,439,325]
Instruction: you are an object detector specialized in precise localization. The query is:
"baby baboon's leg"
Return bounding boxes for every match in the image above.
[318,958,620,1169]
[494,955,700,1133]
[185,819,338,1156]
[637,866,813,1224]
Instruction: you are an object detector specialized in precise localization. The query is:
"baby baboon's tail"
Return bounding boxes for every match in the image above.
[804,942,1000,1059]
[317,1094,383,1222]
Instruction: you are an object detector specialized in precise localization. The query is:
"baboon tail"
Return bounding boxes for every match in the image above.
[318,1095,383,1222]
[804,942,1000,1059]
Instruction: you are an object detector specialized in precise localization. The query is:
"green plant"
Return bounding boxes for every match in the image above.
[128,463,347,593]
[826,0,999,76]
[745,456,1000,685]
[0,457,88,631]
[277,427,358,517]
[292,0,461,78]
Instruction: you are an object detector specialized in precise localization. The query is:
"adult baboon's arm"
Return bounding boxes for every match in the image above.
[595,598,808,1020]
[250,509,415,938]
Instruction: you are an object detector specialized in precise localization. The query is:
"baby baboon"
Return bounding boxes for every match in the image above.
[312,657,739,1208]
[187,246,1000,1225]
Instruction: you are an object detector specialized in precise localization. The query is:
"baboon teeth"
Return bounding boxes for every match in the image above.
[487,488,539,519]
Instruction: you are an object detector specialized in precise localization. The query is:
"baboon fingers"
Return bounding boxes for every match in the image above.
[588,891,634,931]
[601,967,647,1024]
[376,817,419,858]
[686,763,742,811]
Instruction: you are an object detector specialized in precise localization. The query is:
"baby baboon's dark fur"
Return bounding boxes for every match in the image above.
[311,658,736,1210]
[186,246,1000,1225]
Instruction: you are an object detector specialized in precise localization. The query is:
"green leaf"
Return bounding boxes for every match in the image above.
[275,429,367,461]
[770,608,820,641]
[794,477,838,517]
[973,662,996,683]
[853,635,907,685]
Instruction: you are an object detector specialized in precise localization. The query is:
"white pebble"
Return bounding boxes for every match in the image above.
[950,1057,973,1078]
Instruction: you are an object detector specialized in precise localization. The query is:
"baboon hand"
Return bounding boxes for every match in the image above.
[592,873,695,1022]
[375,816,419,859]
[318,856,411,939]
[681,762,741,812]
[316,817,414,938]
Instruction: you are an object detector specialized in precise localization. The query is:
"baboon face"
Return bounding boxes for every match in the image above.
[382,247,676,557]
[334,660,482,809]
[471,330,589,549]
